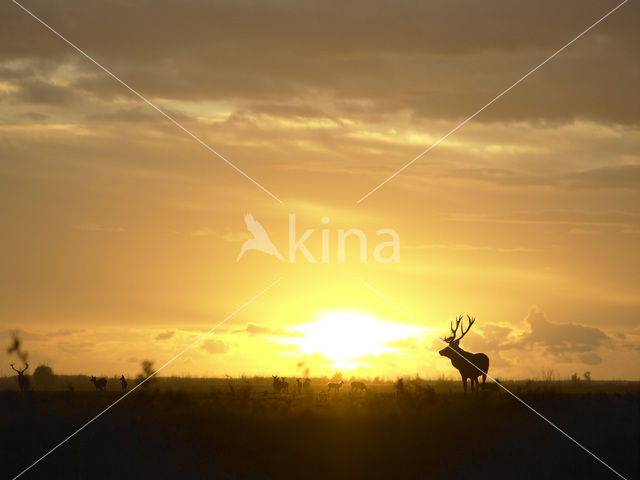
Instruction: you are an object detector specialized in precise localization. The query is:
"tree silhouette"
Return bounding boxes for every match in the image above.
[135,360,155,388]
[33,365,56,390]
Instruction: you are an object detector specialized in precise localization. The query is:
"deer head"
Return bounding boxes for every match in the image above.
[439,315,475,356]
[89,376,96,382]
[10,362,28,374]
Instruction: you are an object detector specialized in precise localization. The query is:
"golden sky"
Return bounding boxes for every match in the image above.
[1,0,639,379]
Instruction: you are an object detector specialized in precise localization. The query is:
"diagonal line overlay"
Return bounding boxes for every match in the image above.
[358,277,628,480]
[11,276,283,480]
[12,0,283,204]
[356,0,629,204]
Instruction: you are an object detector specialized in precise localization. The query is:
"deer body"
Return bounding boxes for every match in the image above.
[272,375,289,393]
[89,376,107,392]
[10,363,29,392]
[280,378,289,393]
[327,381,343,393]
[438,315,490,394]
[350,381,367,392]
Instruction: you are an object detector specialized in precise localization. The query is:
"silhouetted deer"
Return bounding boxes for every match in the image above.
[89,376,107,392]
[10,363,29,392]
[350,381,367,392]
[438,315,489,394]
[120,375,128,392]
[302,378,311,394]
[296,378,302,394]
[327,380,343,393]
[272,375,288,393]
[280,377,289,393]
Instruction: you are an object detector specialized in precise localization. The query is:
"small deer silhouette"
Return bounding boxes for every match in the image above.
[280,377,289,393]
[89,376,107,392]
[272,375,280,393]
[350,381,367,392]
[438,315,490,394]
[119,375,128,392]
[10,363,29,392]
[302,378,311,394]
[327,380,343,393]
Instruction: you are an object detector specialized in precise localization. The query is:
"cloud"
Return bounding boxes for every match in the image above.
[1,0,637,124]
[507,306,609,359]
[578,353,602,365]
[232,323,304,337]
[566,165,640,190]
[201,339,229,354]
[155,331,174,340]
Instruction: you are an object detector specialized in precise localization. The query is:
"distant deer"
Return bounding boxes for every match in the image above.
[302,378,311,394]
[280,377,289,393]
[89,376,107,392]
[10,363,29,392]
[119,375,128,392]
[438,315,489,394]
[296,378,302,394]
[327,380,343,393]
[350,381,367,392]
[272,376,288,393]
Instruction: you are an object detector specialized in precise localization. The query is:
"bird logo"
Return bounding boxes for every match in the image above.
[236,213,285,262]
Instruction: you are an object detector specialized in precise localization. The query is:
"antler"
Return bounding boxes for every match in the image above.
[443,315,476,343]
[443,315,463,342]
[457,315,475,341]
[10,362,28,373]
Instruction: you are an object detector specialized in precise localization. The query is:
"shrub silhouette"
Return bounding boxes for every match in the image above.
[135,360,155,388]
[33,365,56,390]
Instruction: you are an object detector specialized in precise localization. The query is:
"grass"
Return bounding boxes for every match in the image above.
[1,377,638,479]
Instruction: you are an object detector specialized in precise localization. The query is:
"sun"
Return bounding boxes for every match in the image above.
[280,310,421,369]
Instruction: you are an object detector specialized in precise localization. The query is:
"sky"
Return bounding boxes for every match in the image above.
[1,0,638,380]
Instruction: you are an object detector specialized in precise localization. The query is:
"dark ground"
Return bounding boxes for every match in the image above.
[1,379,638,479]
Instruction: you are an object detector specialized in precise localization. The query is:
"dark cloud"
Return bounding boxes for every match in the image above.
[232,323,303,337]
[566,165,640,190]
[578,352,602,365]
[23,111,49,122]
[1,0,637,124]
[155,331,174,340]
[15,79,78,105]
[201,338,228,354]
[507,306,609,359]
[437,164,640,191]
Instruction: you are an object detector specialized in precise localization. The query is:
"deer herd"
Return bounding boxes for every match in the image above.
[8,314,494,396]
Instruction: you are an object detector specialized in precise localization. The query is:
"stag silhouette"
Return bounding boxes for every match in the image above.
[89,376,107,392]
[327,380,343,393]
[350,381,367,392]
[10,363,29,392]
[438,315,489,394]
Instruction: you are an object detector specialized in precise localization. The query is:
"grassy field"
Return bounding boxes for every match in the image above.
[1,377,638,479]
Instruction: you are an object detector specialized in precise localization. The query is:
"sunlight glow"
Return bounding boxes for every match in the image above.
[279,311,421,367]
